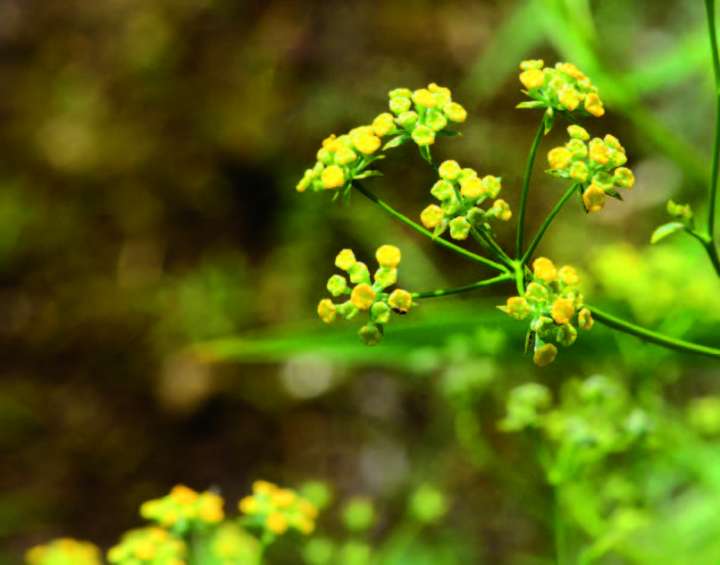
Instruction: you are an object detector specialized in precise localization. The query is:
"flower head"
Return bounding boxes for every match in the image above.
[317,245,414,345]
[107,527,187,565]
[26,539,102,565]
[547,126,634,213]
[239,481,318,537]
[139,485,225,531]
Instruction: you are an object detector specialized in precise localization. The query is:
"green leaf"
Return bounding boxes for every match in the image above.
[516,100,546,109]
[543,108,555,134]
[436,129,462,137]
[353,170,383,180]
[382,134,408,151]
[418,145,433,165]
[606,189,624,201]
[650,222,686,244]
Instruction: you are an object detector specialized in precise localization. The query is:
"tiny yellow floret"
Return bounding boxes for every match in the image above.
[439,160,462,181]
[534,343,558,367]
[551,298,575,325]
[548,147,572,170]
[351,284,376,310]
[420,204,445,229]
[321,165,345,189]
[558,265,579,286]
[584,93,605,117]
[376,244,402,268]
[519,68,545,89]
[412,88,436,108]
[335,249,357,271]
[533,257,557,282]
[578,308,594,330]
[388,289,413,313]
[582,184,606,213]
[266,512,289,535]
[460,176,484,199]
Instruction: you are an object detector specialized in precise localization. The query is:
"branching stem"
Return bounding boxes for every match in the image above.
[412,273,512,299]
[522,184,578,265]
[516,119,546,258]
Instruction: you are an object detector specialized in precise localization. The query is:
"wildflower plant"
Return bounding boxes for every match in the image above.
[298,57,720,365]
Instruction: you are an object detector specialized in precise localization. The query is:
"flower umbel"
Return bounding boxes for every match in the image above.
[547,125,634,213]
[239,480,318,537]
[499,257,592,366]
[140,485,225,532]
[420,160,510,240]
[107,527,187,565]
[317,245,414,345]
[26,538,102,565]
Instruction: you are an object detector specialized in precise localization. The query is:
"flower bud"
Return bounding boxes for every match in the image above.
[420,204,445,229]
[335,146,357,166]
[525,282,548,303]
[375,244,401,268]
[326,274,348,297]
[584,92,605,117]
[411,124,435,146]
[443,102,467,123]
[556,323,578,346]
[438,160,462,181]
[321,165,345,189]
[449,216,471,240]
[520,59,544,71]
[388,288,413,313]
[335,249,356,271]
[370,301,391,324]
[460,176,483,199]
[533,257,557,282]
[337,301,359,320]
[614,167,635,189]
[566,138,588,159]
[559,86,580,111]
[296,169,314,193]
[578,308,594,330]
[502,296,531,320]
[317,299,337,324]
[359,322,383,345]
[372,113,395,137]
[481,175,502,198]
[569,161,589,183]
[558,265,579,286]
[348,262,371,284]
[519,68,545,89]
[431,179,455,201]
[588,138,609,164]
[533,343,558,367]
[352,131,381,155]
[350,283,376,310]
[373,267,397,288]
[490,199,512,221]
[389,96,412,114]
[551,297,576,325]
[548,147,572,170]
[567,125,590,141]
[389,88,412,99]
[582,184,606,213]
[426,109,448,132]
[412,88,436,108]
[396,111,418,129]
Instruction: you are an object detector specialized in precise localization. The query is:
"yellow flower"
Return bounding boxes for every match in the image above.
[351,129,382,154]
[533,257,557,282]
[492,199,512,221]
[317,299,337,323]
[551,298,575,325]
[438,159,462,181]
[197,493,224,523]
[272,489,297,508]
[372,113,395,137]
[443,102,467,123]
[548,147,572,170]
[582,183,606,213]
[533,343,558,367]
[351,284,376,310]
[335,146,357,166]
[584,92,605,117]
[170,485,198,505]
[578,308,594,330]
[266,512,288,535]
[520,59,544,71]
[388,289,413,313]
[253,480,278,496]
[588,139,609,165]
[412,88,436,108]
[567,125,590,140]
[321,165,345,189]
[558,265,579,286]
[460,176,483,199]
[559,87,580,111]
[557,62,586,81]
[335,249,357,271]
[503,296,531,320]
[614,166,635,189]
[375,244,401,268]
[420,204,444,229]
[519,68,545,89]
[238,496,258,514]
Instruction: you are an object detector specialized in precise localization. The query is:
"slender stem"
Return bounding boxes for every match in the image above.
[471,226,514,266]
[412,273,512,299]
[352,181,509,273]
[554,487,569,565]
[516,119,546,258]
[588,304,720,359]
[706,0,720,242]
[521,184,578,265]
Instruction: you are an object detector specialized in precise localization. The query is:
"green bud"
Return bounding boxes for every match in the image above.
[299,481,333,510]
[569,161,589,183]
[389,87,412,99]
[348,262,371,284]
[592,171,614,190]
[466,207,485,226]
[440,196,461,215]
[358,323,383,346]
[411,124,436,146]
[556,323,578,346]
[342,497,376,532]
[481,175,502,198]
[566,138,587,159]
[316,147,334,165]
[303,538,335,565]
[370,301,391,324]
[425,108,448,132]
[337,301,359,320]
[373,267,397,289]
[448,216,471,240]
[396,111,418,129]
[525,282,548,303]
[326,274,348,297]
[667,200,693,221]
[389,96,412,115]
[430,180,455,201]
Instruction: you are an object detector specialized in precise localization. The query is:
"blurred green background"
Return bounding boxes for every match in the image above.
[2,0,720,563]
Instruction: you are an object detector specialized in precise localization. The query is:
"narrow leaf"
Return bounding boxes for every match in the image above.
[650,222,686,244]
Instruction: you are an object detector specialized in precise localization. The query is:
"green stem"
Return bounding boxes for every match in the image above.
[706,0,720,243]
[352,182,509,273]
[521,184,578,265]
[471,226,514,266]
[412,274,512,299]
[554,487,569,565]
[516,119,546,258]
[588,304,720,359]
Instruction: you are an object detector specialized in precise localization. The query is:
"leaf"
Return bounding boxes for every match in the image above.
[543,107,555,134]
[418,145,433,165]
[382,134,408,151]
[516,100,546,109]
[650,222,686,244]
[437,129,462,137]
[606,189,624,201]
[353,170,383,180]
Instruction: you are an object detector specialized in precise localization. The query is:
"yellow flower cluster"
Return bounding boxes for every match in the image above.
[499,257,593,367]
[547,125,635,213]
[419,159,510,240]
[296,117,394,193]
[518,60,605,117]
[25,538,102,565]
[317,245,414,345]
[387,83,467,147]
[140,485,224,530]
[238,480,318,536]
[107,527,187,565]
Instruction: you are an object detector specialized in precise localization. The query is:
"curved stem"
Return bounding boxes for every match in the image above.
[706,0,720,242]
[352,182,509,273]
[516,119,546,258]
[588,304,720,359]
[471,226,514,267]
[412,273,512,299]
[521,184,579,265]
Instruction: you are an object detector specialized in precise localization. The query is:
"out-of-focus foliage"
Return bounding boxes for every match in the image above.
[2,0,720,563]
